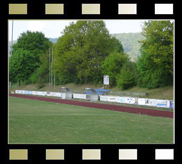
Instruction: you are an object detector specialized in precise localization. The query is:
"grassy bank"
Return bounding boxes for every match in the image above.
[9,82,174,100]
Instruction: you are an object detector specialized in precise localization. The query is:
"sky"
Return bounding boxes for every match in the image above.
[8,20,146,41]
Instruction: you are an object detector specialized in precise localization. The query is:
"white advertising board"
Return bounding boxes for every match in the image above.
[45,92,50,96]
[100,96,108,102]
[36,91,42,96]
[15,90,22,94]
[56,93,62,97]
[27,91,32,95]
[41,92,46,96]
[117,97,136,104]
[23,90,28,95]
[156,100,169,108]
[108,96,117,102]
[125,97,135,104]
[73,94,86,99]
[138,98,146,105]
[50,92,56,96]
[145,99,157,106]
[117,97,126,103]
[32,91,37,95]
[103,75,109,85]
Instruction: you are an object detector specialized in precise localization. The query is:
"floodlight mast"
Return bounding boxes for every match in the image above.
[52,47,55,90]
[49,48,50,90]
[10,20,14,88]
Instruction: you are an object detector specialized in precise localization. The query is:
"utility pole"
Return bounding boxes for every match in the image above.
[52,47,55,90]
[11,20,13,57]
[49,48,50,90]
[51,47,53,89]
[10,20,14,88]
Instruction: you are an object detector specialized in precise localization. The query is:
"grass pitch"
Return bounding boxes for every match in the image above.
[9,97,173,144]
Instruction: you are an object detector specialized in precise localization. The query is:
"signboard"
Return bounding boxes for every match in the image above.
[117,97,126,103]
[100,96,108,102]
[108,96,117,102]
[156,100,170,108]
[15,90,22,94]
[125,97,135,104]
[117,97,136,104]
[103,75,109,85]
[27,91,32,95]
[73,94,86,99]
[145,99,157,106]
[32,91,37,95]
[138,98,146,105]
[170,100,174,109]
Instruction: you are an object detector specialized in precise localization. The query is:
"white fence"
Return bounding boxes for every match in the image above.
[14,90,174,109]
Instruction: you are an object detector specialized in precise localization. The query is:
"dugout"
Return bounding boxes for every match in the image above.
[61,87,72,100]
[85,88,99,102]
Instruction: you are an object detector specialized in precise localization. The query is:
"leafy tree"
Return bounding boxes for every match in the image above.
[11,31,52,84]
[137,21,173,89]
[13,31,50,57]
[9,49,37,86]
[54,21,123,84]
[140,21,173,75]
[29,52,49,85]
[117,61,137,90]
[101,51,128,85]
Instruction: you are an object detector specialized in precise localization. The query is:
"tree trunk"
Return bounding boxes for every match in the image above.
[19,80,21,86]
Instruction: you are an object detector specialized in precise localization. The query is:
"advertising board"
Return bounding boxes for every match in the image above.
[108,96,117,102]
[138,98,146,105]
[170,100,174,109]
[15,90,22,94]
[145,99,157,106]
[27,91,32,95]
[32,91,37,95]
[100,96,108,102]
[103,75,109,85]
[117,97,126,103]
[156,100,170,108]
[73,94,86,99]
[125,97,135,104]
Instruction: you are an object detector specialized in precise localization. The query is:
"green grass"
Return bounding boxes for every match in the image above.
[9,97,174,144]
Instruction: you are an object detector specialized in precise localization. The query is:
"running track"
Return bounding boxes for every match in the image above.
[9,94,173,118]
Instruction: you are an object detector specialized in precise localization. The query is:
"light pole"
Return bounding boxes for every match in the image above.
[10,20,14,88]
[49,48,50,90]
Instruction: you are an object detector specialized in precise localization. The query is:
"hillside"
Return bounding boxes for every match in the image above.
[111,33,145,62]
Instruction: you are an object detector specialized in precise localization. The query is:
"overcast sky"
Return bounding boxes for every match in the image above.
[8,20,146,41]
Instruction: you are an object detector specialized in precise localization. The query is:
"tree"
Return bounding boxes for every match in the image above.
[101,51,128,85]
[54,21,123,84]
[13,31,50,57]
[117,61,137,90]
[29,52,49,85]
[137,21,173,89]
[140,21,173,75]
[9,49,37,86]
[11,31,52,84]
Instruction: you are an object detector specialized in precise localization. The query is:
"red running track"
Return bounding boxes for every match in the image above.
[9,94,173,118]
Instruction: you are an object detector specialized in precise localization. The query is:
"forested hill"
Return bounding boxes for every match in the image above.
[9,33,144,61]
[111,33,145,62]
